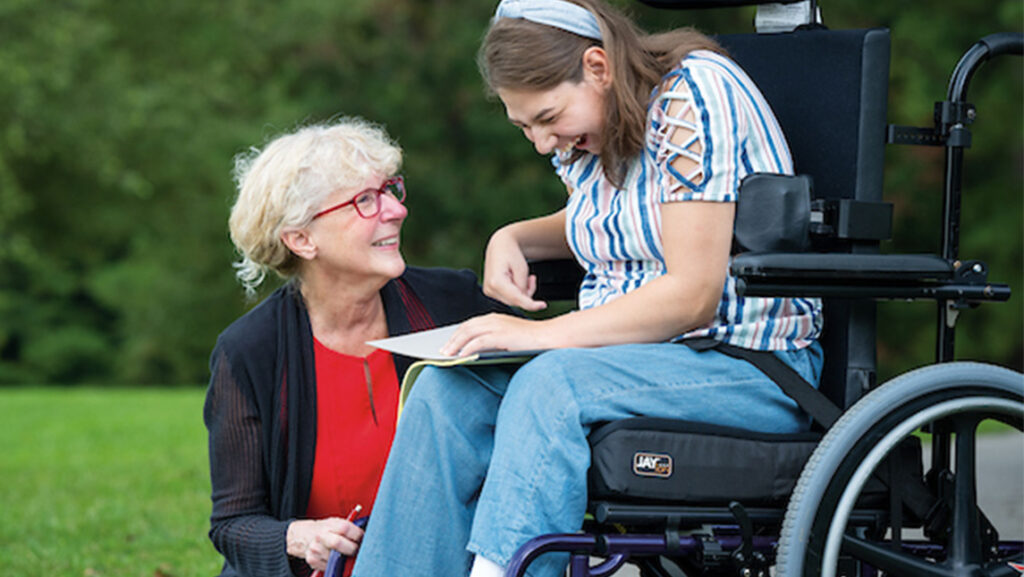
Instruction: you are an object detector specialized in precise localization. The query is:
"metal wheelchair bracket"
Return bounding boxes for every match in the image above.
[887,125,946,146]
[937,100,976,128]
[944,301,961,329]
[953,260,988,285]
[663,515,684,556]
[943,259,995,327]
[887,101,976,148]
[728,502,769,577]
[808,198,893,242]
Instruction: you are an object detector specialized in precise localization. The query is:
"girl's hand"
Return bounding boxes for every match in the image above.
[483,227,548,312]
[441,313,550,357]
[286,517,364,571]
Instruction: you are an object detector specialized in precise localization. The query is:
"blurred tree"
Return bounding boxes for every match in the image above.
[0,0,1019,385]
[825,0,1024,378]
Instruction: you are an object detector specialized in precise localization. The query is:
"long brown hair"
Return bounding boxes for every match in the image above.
[478,0,724,187]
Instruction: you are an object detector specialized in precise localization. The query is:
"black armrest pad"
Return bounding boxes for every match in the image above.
[732,252,953,282]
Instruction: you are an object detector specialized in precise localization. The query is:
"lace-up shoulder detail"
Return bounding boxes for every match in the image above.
[649,50,791,204]
[654,81,705,189]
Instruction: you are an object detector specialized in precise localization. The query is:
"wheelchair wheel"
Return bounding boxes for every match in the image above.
[776,362,1023,577]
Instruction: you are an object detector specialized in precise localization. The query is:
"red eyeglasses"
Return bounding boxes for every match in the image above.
[312,176,406,220]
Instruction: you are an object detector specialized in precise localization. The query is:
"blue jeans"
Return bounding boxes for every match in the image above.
[352,342,823,577]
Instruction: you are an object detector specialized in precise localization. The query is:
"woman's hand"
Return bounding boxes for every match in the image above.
[286,518,364,572]
[482,227,548,312]
[441,313,551,357]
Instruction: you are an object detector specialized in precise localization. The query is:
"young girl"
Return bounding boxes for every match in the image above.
[352,1,822,576]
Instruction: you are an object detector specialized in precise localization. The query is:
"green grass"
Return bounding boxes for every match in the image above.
[0,387,222,576]
[0,387,1017,576]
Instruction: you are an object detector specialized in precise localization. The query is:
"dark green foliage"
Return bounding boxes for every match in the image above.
[0,0,1019,384]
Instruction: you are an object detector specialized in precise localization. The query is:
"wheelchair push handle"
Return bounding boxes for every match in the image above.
[979,32,1023,58]
[948,32,1023,102]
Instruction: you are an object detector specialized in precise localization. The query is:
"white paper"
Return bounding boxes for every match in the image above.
[367,323,548,362]
[367,324,463,361]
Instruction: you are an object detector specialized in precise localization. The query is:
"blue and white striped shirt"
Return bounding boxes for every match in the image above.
[555,50,822,351]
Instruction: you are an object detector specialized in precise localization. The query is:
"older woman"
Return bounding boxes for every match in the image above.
[204,117,507,577]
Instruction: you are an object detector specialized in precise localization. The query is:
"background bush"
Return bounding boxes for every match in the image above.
[0,0,1020,386]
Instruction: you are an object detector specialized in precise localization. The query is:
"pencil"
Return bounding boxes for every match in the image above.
[345,504,362,522]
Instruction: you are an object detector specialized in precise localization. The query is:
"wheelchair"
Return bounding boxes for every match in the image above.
[500,1,1024,576]
[326,1,1021,576]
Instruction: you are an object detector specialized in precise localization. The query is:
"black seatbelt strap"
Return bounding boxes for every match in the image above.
[682,338,841,429]
[683,338,946,531]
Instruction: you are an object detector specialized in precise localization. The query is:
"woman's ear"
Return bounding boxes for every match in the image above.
[581,46,612,89]
[280,228,318,261]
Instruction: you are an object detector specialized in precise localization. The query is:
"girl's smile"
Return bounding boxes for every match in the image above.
[498,48,611,157]
[500,82,606,156]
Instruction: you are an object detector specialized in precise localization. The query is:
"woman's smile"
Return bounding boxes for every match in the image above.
[371,235,400,249]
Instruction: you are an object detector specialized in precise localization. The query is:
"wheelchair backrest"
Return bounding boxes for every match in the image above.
[718,28,892,408]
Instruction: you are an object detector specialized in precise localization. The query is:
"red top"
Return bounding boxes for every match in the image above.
[306,339,399,572]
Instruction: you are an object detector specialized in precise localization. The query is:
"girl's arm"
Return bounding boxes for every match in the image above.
[481,208,573,311]
[444,85,733,356]
[442,199,733,355]
[445,72,733,356]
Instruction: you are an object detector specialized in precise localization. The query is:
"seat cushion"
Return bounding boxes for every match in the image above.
[588,418,821,505]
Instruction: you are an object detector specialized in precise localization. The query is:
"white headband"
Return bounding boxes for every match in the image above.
[493,0,603,41]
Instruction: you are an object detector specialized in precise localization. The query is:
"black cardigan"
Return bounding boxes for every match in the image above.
[204,267,509,577]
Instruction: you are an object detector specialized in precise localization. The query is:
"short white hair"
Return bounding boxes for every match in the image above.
[228,117,402,295]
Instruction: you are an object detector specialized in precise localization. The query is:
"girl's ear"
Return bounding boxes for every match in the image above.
[280,228,318,261]
[582,46,612,89]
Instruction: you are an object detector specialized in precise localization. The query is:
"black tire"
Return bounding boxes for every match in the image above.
[776,362,1024,577]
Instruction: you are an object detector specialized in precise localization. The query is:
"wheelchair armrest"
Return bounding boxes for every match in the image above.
[733,252,953,282]
[732,252,1010,302]
[528,259,585,302]
[529,252,1011,303]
